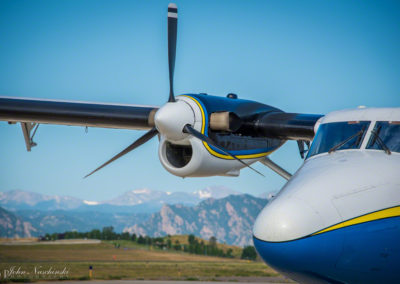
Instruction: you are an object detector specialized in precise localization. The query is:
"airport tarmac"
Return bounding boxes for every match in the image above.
[35,280,295,284]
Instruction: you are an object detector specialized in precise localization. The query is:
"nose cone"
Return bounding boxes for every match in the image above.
[253,197,324,242]
[155,101,194,141]
[252,197,338,284]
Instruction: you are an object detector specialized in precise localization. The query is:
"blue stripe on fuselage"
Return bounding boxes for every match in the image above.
[253,216,400,284]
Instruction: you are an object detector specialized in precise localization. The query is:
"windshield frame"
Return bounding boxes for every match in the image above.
[366,121,400,154]
[306,121,371,159]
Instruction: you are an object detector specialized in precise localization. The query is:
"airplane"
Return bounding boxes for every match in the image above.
[0,3,399,284]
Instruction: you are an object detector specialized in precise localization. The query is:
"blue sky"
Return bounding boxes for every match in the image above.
[0,0,399,201]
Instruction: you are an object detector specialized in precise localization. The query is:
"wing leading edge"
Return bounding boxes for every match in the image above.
[0,97,158,130]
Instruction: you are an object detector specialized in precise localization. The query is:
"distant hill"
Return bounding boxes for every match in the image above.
[0,187,241,214]
[0,190,83,211]
[0,189,270,245]
[105,188,201,207]
[191,186,241,199]
[0,207,36,238]
[16,210,149,236]
[124,194,268,246]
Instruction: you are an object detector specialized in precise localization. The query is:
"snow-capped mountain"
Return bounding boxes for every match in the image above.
[0,190,84,211]
[0,187,246,213]
[0,189,269,244]
[192,186,240,199]
[107,186,240,207]
[105,188,200,206]
[0,194,269,245]
[83,200,99,206]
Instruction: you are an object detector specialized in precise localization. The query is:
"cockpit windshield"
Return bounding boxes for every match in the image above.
[367,121,400,153]
[307,121,370,158]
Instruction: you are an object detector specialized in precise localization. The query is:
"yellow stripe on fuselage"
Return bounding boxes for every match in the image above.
[312,206,400,236]
[181,95,272,160]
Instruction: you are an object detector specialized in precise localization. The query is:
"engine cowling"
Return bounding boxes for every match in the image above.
[159,136,261,177]
[156,96,261,177]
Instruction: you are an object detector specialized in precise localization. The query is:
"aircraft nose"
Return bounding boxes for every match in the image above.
[253,197,324,242]
[252,197,345,284]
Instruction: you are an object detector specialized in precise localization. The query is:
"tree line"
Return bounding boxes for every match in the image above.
[41,226,257,260]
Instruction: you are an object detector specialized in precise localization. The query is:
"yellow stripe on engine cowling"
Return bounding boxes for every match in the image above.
[181,95,272,160]
[312,206,400,236]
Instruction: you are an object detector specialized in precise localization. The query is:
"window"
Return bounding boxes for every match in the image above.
[307,121,370,158]
[366,121,400,153]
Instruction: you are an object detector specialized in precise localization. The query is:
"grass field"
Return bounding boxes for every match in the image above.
[164,235,243,258]
[0,240,283,282]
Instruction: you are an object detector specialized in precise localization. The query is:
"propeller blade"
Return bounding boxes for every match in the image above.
[167,3,178,102]
[84,127,158,178]
[183,124,264,177]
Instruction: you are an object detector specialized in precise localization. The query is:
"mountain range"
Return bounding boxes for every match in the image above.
[0,188,269,246]
[125,194,267,246]
[0,186,241,213]
[0,207,37,238]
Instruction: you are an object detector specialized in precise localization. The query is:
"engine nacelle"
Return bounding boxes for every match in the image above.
[159,136,261,177]
[156,95,262,177]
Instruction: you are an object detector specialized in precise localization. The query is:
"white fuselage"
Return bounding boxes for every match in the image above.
[253,107,400,284]
[254,150,399,242]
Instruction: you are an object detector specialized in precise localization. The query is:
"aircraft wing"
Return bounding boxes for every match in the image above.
[251,112,323,141]
[0,3,324,175]
[0,96,157,130]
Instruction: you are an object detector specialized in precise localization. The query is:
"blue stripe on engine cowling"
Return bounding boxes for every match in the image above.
[253,216,400,284]
[186,95,275,156]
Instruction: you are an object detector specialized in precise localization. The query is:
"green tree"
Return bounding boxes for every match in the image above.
[102,226,115,240]
[241,246,257,260]
[174,240,181,251]
[195,243,202,254]
[121,232,130,240]
[145,236,152,246]
[226,248,233,258]
[209,236,217,247]
[89,229,101,239]
[137,235,145,244]
[188,234,196,245]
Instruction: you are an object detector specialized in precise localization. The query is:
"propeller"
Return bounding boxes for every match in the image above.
[84,127,158,178]
[183,124,264,177]
[167,3,178,102]
[85,4,179,178]
[85,3,263,178]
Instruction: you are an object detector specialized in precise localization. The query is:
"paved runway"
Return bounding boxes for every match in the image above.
[35,280,295,284]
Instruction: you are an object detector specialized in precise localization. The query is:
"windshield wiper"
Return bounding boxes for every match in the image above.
[370,130,391,155]
[328,128,365,154]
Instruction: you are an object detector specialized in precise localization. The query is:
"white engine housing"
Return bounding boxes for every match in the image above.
[158,136,261,177]
[156,96,260,177]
